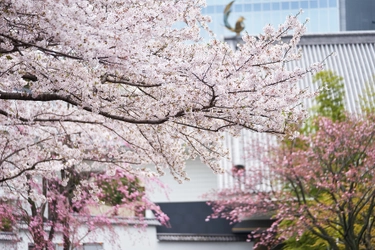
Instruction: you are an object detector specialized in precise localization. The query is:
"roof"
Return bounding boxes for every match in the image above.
[156,201,248,242]
[232,219,275,233]
[157,233,246,242]
[287,31,375,45]
[0,232,18,241]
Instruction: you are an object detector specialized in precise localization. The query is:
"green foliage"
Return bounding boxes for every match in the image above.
[0,218,12,232]
[99,177,144,206]
[359,76,375,114]
[312,70,346,122]
[281,70,347,249]
[282,232,329,250]
[284,70,346,148]
[279,70,375,250]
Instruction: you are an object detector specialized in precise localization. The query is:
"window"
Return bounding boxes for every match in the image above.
[310,0,318,8]
[244,4,252,11]
[329,0,337,7]
[206,6,215,14]
[254,3,261,11]
[281,2,290,10]
[272,2,280,10]
[215,5,224,13]
[83,243,104,250]
[319,0,328,8]
[291,1,300,9]
[300,1,309,9]
[234,4,243,12]
[263,3,271,11]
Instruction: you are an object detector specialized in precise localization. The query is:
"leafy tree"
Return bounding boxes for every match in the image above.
[281,70,347,249]
[207,71,375,250]
[312,70,346,122]
[208,116,375,250]
[98,173,144,207]
[359,76,375,114]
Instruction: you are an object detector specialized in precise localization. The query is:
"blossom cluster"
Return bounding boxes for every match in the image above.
[207,116,375,249]
[0,0,318,187]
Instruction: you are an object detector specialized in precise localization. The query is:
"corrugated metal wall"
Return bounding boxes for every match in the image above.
[221,31,375,188]
[150,159,219,202]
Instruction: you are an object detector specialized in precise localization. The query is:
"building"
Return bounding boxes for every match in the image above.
[150,159,252,249]
[154,30,375,249]
[202,0,375,39]
[339,0,375,31]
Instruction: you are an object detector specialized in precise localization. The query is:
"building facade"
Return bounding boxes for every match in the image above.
[202,0,375,39]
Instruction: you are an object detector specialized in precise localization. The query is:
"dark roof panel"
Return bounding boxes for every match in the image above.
[156,201,233,235]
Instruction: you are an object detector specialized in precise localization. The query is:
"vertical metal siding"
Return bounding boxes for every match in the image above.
[221,32,375,189]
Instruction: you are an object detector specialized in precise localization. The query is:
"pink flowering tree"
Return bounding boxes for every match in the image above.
[0,1,321,248]
[0,0,321,186]
[208,116,375,250]
[2,167,168,250]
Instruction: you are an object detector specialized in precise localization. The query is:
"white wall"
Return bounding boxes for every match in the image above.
[0,223,160,250]
[148,159,219,202]
[1,225,255,250]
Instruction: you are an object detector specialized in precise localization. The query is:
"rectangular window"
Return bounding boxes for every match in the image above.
[263,3,271,11]
[206,6,215,14]
[234,4,243,12]
[272,2,280,10]
[319,0,328,8]
[254,3,261,11]
[215,5,225,13]
[310,0,318,8]
[244,4,252,11]
[291,1,300,9]
[300,1,309,9]
[281,2,290,10]
[329,0,337,7]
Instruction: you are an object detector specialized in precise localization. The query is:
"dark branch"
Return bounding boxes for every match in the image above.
[0,91,170,124]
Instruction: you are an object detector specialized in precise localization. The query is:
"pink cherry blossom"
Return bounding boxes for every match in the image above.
[207,116,375,250]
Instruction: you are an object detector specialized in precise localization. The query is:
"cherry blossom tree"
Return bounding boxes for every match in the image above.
[0,0,320,187]
[208,115,375,250]
[1,1,322,248]
[1,167,168,250]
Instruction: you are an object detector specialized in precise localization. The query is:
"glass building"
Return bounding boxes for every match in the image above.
[202,0,375,39]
